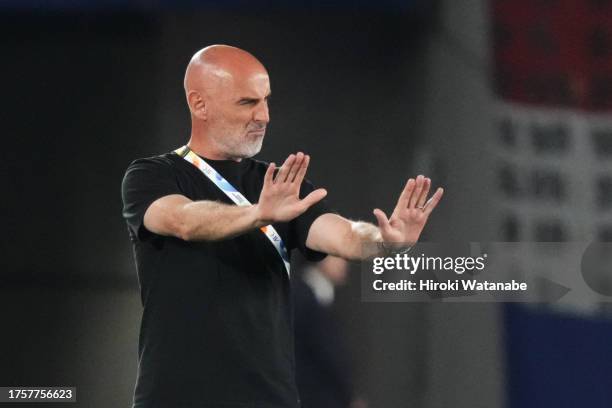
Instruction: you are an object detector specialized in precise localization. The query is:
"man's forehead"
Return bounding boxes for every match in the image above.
[226,69,271,95]
[208,58,268,81]
[244,70,270,87]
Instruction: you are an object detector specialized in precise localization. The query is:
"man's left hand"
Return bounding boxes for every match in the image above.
[372,175,444,248]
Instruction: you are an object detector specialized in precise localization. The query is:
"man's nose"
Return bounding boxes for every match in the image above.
[253,101,270,123]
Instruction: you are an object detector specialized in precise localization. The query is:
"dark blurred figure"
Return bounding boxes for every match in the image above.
[294,256,367,408]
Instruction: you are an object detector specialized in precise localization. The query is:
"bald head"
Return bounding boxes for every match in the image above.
[184,44,268,96]
[183,45,272,160]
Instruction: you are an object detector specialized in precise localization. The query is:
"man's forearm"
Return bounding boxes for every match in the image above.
[337,221,414,260]
[306,214,396,261]
[178,200,265,241]
[322,220,385,261]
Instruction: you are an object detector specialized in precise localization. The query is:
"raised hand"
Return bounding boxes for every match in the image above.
[255,152,327,225]
[372,175,443,247]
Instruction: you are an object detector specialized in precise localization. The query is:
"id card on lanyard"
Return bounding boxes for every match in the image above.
[174,145,291,276]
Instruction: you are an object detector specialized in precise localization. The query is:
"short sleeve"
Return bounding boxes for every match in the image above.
[290,178,335,262]
[121,157,182,242]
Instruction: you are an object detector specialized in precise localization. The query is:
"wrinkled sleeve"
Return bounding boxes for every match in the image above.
[121,158,182,242]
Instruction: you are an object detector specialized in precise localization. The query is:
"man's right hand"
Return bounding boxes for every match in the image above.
[254,152,327,225]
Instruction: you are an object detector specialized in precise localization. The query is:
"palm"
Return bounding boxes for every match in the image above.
[256,152,327,224]
[373,175,443,246]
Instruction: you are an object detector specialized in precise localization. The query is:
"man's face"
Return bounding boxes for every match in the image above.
[206,70,271,159]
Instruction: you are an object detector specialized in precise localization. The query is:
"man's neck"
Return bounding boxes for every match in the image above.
[186,139,242,162]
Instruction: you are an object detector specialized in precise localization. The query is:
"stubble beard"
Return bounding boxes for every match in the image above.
[211,130,264,159]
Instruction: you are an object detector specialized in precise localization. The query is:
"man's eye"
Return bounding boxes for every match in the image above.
[240,100,256,105]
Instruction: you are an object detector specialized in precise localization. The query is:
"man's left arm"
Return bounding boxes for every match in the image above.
[305,175,443,261]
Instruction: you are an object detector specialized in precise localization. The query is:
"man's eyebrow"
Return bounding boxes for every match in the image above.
[236,97,257,104]
[237,93,272,102]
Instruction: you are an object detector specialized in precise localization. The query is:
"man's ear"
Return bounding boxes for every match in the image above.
[187,90,207,119]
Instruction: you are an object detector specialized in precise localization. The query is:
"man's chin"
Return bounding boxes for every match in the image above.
[235,144,262,159]
[242,139,264,158]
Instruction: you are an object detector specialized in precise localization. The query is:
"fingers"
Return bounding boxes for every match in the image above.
[424,187,444,215]
[286,152,305,183]
[396,178,415,209]
[274,152,308,184]
[263,162,276,187]
[275,154,295,183]
[300,188,327,210]
[408,175,425,208]
[373,208,392,236]
[397,175,437,210]
[416,177,431,208]
[294,154,310,185]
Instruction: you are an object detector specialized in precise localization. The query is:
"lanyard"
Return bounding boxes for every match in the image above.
[174,145,291,276]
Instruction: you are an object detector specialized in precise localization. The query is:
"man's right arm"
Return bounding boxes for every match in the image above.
[143,194,263,241]
[142,152,326,242]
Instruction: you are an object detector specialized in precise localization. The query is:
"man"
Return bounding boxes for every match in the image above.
[121,44,443,408]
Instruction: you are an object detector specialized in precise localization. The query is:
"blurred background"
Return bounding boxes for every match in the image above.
[2,0,612,407]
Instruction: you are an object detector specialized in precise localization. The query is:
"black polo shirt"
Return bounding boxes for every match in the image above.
[121,151,330,408]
